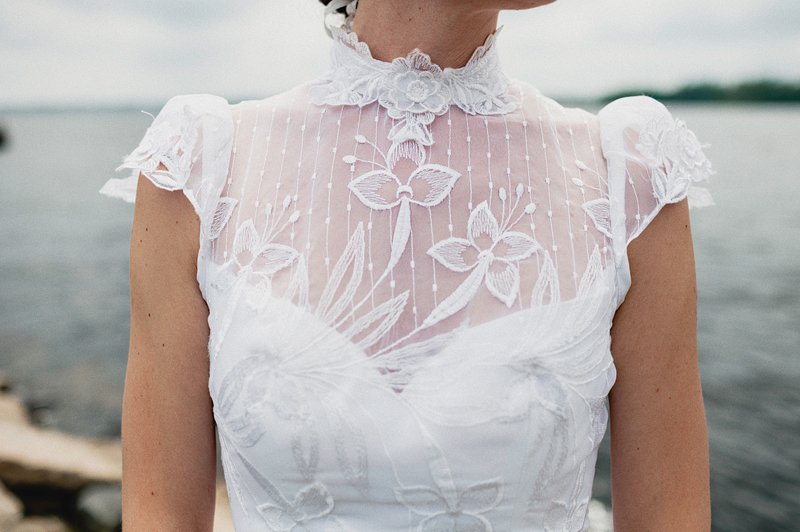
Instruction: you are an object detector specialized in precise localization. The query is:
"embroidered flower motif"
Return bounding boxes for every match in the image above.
[394,476,504,532]
[382,61,451,117]
[344,134,460,273]
[377,55,453,154]
[310,25,519,161]
[636,115,714,206]
[345,146,458,212]
[236,449,350,531]
[211,194,302,292]
[256,481,336,531]
[116,113,199,190]
[214,353,314,449]
[423,185,539,328]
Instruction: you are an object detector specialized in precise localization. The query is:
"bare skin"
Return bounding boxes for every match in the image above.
[123,173,216,530]
[350,0,555,68]
[608,199,712,531]
[122,1,710,529]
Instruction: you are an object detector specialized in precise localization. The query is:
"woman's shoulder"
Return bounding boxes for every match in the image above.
[99,92,236,211]
[511,78,675,130]
[229,80,319,114]
[595,94,676,137]
[152,93,235,125]
[508,78,600,132]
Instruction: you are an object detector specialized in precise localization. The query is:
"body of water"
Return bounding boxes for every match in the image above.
[0,103,798,530]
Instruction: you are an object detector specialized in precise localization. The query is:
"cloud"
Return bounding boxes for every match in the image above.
[1,0,798,108]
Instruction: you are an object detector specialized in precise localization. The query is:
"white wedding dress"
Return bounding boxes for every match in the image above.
[99,23,714,532]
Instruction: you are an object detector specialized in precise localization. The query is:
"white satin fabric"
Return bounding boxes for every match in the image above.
[100,24,714,531]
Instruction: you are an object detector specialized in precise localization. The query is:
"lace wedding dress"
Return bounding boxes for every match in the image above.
[99,23,714,532]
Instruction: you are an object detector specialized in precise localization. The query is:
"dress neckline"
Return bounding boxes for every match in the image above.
[330,24,504,73]
[309,25,519,119]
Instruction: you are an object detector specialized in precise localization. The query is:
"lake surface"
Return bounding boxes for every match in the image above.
[0,103,798,531]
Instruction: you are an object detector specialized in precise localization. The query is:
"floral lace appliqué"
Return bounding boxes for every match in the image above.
[636,114,715,208]
[425,185,540,326]
[344,133,460,273]
[394,476,504,532]
[311,25,519,162]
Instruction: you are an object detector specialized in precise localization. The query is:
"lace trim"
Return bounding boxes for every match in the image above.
[636,114,716,209]
[309,25,519,149]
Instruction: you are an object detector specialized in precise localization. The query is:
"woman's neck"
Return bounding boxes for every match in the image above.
[349,0,500,69]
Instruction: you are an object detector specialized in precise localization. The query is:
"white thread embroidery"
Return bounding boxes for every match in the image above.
[637,115,715,207]
[311,25,519,164]
[425,187,540,325]
[394,476,504,532]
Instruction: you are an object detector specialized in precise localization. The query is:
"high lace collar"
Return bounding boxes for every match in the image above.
[309,25,519,118]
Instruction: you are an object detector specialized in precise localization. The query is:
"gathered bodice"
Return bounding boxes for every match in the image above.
[99,23,714,531]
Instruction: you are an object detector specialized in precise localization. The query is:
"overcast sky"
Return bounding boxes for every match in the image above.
[2,0,799,108]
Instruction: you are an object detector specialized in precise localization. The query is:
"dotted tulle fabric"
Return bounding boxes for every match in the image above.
[99,25,714,531]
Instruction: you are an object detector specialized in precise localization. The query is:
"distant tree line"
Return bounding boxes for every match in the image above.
[600,78,800,103]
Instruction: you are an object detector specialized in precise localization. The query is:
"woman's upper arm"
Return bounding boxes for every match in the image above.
[122,173,216,530]
[608,198,711,531]
[596,95,715,531]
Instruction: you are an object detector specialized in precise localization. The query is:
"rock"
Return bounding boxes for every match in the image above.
[0,420,120,490]
[0,393,29,425]
[0,481,23,530]
[77,483,121,530]
[214,481,234,532]
[0,372,11,393]
[9,516,70,532]
[587,498,614,531]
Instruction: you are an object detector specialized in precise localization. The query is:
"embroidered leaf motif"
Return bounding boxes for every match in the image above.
[485,262,520,308]
[393,486,446,516]
[328,401,369,494]
[468,201,501,243]
[408,163,461,207]
[316,222,365,325]
[387,138,427,168]
[421,260,489,329]
[256,243,300,276]
[290,419,320,481]
[347,170,399,210]
[531,251,560,307]
[458,477,505,513]
[581,198,612,239]
[387,199,412,272]
[207,196,238,240]
[291,482,335,520]
[232,218,260,259]
[344,290,410,351]
[427,237,474,273]
[496,231,541,262]
[576,244,604,301]
[284,253,310,309]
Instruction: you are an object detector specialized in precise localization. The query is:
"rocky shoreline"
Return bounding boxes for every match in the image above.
[0,371,613,531]
[0,372,234,531]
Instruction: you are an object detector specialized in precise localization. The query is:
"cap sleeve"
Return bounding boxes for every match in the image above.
[598,95,715,307]
[98,93,236,299]
[99,93,235,230]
